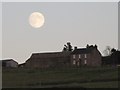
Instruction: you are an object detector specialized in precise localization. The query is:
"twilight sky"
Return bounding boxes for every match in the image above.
[2,2,118,63]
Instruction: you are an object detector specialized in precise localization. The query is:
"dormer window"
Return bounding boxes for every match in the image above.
[84,54,87,58]
[73,55,76,59]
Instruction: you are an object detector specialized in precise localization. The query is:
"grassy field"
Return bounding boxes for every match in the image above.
[2,66,119,88]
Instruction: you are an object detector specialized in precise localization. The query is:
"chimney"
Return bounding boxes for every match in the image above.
[94,44,97,49]
[86,44,89,48]
[74,46,77,50]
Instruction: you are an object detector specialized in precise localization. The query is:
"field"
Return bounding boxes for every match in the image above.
[2,66,119,88]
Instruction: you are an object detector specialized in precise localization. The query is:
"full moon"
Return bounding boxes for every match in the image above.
[29,12,45,28]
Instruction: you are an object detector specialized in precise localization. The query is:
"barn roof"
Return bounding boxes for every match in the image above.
[30,51,72,59]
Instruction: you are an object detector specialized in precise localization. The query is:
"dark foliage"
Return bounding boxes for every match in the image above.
[102,49,120,65]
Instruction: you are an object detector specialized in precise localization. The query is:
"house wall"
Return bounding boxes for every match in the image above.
[84,54,91,66]
[25,52,71,68]
[70,49,102,67]
[25,48,102,68]
[71,54,91,67]
[90,49,101,66]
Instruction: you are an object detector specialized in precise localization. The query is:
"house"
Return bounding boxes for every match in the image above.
[71,45,102,67]
[25,51,72,68]
[25,44,102,68]
[1,59,18,68]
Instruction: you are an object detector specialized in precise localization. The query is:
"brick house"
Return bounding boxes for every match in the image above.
[71,45,101,67]
[25,44,102,68]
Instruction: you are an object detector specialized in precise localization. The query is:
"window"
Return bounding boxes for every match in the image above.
[73,60,76,65]
[84,60,87,64]
[84,54,87,58]
[79,54,81,58]
[77,62,80,66]
[73,55,76,59]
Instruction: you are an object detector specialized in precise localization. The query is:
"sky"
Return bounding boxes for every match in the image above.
[2,2,118,64]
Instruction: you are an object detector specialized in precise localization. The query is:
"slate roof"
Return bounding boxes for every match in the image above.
[72,47,94,54]
[30,51,72,59]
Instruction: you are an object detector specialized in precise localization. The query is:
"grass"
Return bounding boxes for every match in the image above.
[2,66,119,88]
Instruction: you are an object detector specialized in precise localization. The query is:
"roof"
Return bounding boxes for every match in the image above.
[0,59,18,63]
[30,51,72,59]
[72,47,94,54]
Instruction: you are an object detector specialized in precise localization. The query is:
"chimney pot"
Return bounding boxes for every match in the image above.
[74,46,77,50]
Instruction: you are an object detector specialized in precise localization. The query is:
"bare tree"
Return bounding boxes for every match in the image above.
[103,46,112,56]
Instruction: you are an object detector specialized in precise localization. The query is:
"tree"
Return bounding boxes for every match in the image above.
[111,48,116,54]
[67,42,73,51]
[62,45,67,51]
[103,46,112,56]
[62,42,73,52]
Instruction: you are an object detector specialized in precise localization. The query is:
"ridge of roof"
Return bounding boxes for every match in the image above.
[1,59,18,63]
[32,51,72,55]
[72,47,94,54]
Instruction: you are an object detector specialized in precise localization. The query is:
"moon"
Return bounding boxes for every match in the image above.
[29,12,45,28]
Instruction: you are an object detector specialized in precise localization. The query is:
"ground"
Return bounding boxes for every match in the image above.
[2,66,119,88]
